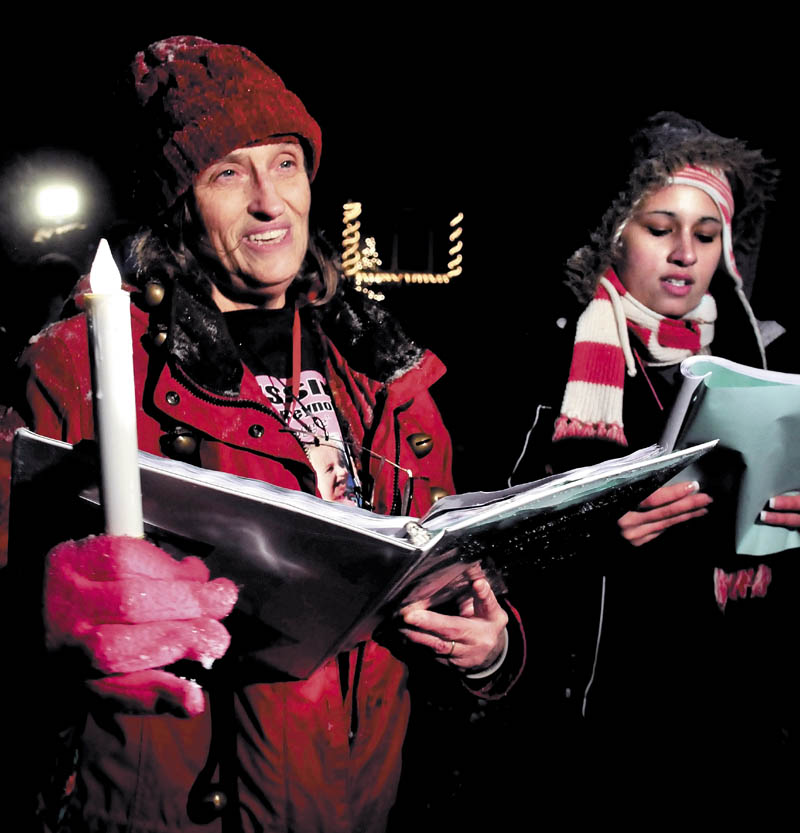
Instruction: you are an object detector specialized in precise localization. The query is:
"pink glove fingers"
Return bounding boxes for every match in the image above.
[87,670,206,718]
[57,574,237,630]
[49,536,210,582]
[45,538,237,636]
[44,537,239,717]
[84,617,232,674]
[44,535,238,716]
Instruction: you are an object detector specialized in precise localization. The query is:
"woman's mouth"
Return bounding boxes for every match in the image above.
[245,228,288,246]
[661,275,694,297]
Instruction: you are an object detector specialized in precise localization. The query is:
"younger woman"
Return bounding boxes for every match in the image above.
[511,112,795,798]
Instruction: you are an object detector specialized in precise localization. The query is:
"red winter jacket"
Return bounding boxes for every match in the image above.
[14,279,498,833]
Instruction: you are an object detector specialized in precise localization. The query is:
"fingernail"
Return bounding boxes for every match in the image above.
[761,511,769,522]
[769,498,776,509]
[686,481,700,493]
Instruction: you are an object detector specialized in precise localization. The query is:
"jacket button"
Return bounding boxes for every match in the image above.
[407,432,433,458]
[200,788,227,815]
[429,487,449,503]
[151,329,167,347]
[144,280,166,307]
[165,391,180,406]
[248,424,265,438]
[170,432,198,456]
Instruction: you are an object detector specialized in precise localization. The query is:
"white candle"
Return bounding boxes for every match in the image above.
[86,239,144,537]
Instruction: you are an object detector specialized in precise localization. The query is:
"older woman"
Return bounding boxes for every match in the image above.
[15,36,518,832]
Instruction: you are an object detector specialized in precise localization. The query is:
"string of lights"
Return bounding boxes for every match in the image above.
[340,202,463,300]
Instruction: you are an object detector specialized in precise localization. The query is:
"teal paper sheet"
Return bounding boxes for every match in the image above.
[666,356,800,556]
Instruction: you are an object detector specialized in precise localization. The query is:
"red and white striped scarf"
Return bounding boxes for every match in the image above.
[553,268,716,446]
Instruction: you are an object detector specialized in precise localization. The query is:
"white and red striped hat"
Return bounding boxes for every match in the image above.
[669,164,741,286]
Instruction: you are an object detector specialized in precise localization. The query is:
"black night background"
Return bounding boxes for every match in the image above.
[1,16,794,827]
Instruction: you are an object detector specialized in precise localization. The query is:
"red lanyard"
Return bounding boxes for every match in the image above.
[286,302,301,411]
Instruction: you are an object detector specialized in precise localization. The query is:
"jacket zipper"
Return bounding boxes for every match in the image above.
[170,364,308,454]
[390,399,414,515]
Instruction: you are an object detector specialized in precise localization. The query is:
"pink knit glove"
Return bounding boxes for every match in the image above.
[44,535,238,717]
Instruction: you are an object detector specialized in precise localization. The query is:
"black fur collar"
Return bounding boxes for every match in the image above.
[161,278,424,397]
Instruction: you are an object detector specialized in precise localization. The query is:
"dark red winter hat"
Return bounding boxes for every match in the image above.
[131,35,322,209]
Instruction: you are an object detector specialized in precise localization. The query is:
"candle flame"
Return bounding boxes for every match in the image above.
[90,238,122,294]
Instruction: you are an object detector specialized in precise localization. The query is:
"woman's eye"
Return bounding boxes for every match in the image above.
[647,227,670,237]
[695,232,717,244]
[278,158,298,171]
[214,168,237,180]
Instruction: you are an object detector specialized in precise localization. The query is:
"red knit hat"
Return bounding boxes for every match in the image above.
[131,36,322,209]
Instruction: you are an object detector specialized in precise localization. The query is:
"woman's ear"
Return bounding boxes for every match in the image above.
[611,234,625,264]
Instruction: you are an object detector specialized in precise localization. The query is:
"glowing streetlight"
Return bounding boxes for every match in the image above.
[36,183,81,222]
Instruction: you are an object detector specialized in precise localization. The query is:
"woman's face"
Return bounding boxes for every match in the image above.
[616,184,722,318]
[194,142,311,311]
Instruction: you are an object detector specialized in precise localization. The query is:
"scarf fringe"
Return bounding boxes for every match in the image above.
[553,415,628,446]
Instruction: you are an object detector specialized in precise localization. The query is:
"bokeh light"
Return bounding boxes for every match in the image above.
[36,183,81,222]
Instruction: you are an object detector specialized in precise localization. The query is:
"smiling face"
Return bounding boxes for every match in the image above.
[616,184,722,318]
[309,443,351,503]
[193,142,311,311]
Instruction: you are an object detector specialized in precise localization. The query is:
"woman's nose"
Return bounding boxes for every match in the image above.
[668,233,698,267]
[249,175,286,219]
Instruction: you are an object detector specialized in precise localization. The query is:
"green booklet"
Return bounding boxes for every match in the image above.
[661,355,800,556]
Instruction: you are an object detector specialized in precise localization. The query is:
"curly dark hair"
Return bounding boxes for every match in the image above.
[566,112,779,304]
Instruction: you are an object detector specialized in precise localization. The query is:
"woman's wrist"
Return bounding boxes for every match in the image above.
[463,627,508,679]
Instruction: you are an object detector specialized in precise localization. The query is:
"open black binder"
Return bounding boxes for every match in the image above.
[9,428,714,678]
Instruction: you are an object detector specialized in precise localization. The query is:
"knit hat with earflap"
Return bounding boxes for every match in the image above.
[566,112,777,304]
[131,36,322,212]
